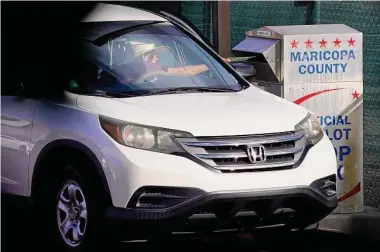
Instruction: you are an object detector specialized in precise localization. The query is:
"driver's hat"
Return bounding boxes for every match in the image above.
[130,42,168,58]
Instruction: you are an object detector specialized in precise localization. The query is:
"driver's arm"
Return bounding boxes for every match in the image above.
[167,64,209,76]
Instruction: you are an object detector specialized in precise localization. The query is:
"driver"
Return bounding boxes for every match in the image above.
[139,48,210,78]
[119,44,210,84]
[118,45,167,84]
[141,52,163,72]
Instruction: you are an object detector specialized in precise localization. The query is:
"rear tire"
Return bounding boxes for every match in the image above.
[34,158,112,251]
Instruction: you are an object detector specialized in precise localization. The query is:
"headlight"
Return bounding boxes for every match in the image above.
[99,117,192,154]
[295,112,324,145]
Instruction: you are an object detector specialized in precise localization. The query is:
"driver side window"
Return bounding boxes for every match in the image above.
[68,59,119,92]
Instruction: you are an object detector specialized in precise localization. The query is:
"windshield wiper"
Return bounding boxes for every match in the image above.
[88,90,136,98]
[143,87,236,96]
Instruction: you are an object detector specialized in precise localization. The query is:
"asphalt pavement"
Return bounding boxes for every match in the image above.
[2,200,379,251]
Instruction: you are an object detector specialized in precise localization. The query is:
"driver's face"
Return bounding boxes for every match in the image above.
[142,53,150,62]
[142,53,159,64]
[151,54,159,63]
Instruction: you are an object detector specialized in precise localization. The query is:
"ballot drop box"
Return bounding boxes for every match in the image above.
[233,24,363,213]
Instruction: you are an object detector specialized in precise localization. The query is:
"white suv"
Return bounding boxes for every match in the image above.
[1,3,337,250]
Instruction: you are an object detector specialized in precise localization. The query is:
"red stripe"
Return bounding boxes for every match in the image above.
[338,182,361,202]
[293,88,344,105]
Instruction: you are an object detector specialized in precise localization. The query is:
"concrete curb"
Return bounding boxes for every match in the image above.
[319,206,380,241]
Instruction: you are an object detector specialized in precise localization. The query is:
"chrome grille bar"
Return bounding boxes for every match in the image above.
[196,146,304,159]
[215,160,296,171]
[182,131,304,147]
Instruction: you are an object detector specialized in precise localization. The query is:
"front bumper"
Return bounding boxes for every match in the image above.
[106,175,337,237]
[101,134,337,208]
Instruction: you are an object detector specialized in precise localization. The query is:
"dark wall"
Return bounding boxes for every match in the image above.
[1,1,96,64]
[1,1,98,95]
[1,1,181,67]
[1,1,181,93]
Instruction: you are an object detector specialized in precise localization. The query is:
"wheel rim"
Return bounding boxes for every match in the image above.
[56,180,88,247]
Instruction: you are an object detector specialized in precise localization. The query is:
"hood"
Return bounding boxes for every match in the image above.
[76,86,308,136]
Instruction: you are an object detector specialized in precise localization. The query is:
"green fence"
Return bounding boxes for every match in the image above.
[180,1,213,43]
[230,1,311,47]
[182,1,380,208]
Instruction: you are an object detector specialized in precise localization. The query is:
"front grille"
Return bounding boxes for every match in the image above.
[176,131,307,172]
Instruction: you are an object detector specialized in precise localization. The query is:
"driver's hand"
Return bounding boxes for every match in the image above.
[119,76,133,84]
[167,64,208,76]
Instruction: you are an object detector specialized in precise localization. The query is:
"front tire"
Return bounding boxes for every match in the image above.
[56,179,88,248]
[34,161,111,251]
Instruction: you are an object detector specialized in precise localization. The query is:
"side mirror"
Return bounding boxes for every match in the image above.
[18,81,32,97]
[230,62,256,78]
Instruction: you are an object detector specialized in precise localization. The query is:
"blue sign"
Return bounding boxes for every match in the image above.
[319,115,352,180]
[290,50,356,75]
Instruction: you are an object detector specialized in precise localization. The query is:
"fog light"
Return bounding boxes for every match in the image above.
[320,180,336,190]
[321,188,336,197]
[127,186,206,209]
[310,175,337,198]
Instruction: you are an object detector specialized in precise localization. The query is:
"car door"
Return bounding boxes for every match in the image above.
[1,67,37,196]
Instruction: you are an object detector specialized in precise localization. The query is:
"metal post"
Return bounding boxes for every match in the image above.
[211,1,219,52]
[216,0,231,57]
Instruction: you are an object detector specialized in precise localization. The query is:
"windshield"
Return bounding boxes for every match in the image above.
[70,22,243,97]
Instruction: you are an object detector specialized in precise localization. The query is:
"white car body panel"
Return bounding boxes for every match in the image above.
[76,86,308,136]
[27,92,114,193]
[15,86,335,209]
[103,133,336,207]
[1,96,37,195]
